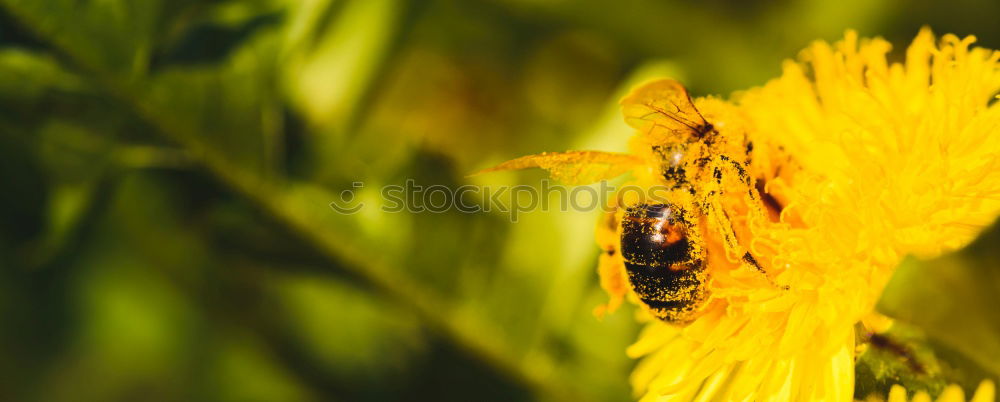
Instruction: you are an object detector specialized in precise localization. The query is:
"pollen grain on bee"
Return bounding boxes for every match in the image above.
[327,179,673,222]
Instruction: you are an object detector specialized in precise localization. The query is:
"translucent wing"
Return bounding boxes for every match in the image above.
[620,79,711,141]
[473,151,641,185]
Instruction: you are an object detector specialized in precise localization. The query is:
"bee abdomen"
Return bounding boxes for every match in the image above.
[621,203,710,323]
[623,261,709,322]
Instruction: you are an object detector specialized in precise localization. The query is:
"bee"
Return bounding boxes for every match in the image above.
[479,79,778,324]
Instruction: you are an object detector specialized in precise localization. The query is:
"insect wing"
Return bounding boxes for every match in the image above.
[473,151,641,185]
[620,79,710,140]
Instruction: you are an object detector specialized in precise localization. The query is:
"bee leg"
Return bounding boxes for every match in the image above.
[595,205,619,252]
[594,247,627,318]
[705,198,785,288]
[704,158,754,260]
[717,155,768,225]
[594,205,625,317]
[701,194,751,266]
[704,161,785,288]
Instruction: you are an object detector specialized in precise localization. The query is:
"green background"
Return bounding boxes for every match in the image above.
[0,0,998,401]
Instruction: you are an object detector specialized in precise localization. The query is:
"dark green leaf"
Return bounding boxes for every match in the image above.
[152,11,283,68]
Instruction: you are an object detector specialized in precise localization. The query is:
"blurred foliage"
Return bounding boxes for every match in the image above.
[876,221,1000,399]
[0,0,998,401]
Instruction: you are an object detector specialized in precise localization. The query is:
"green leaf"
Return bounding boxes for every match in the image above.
[877,220,1000,393]
[152,10,284,68]
[853,322,948,399]
[0,6,44,49]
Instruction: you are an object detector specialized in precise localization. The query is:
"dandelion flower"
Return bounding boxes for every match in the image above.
[483,27,999,401]
[621,28,1000,401]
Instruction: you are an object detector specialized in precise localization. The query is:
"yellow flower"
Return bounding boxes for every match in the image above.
[482,27,999,401]
[876,381,995,402]
[623,29,1000,401]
